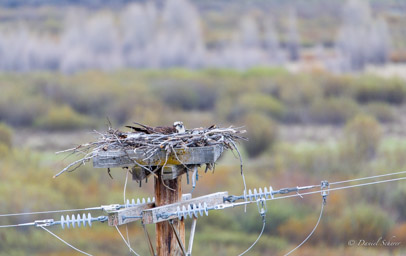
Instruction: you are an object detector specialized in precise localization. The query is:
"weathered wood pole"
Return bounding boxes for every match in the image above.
[155,170,185,256]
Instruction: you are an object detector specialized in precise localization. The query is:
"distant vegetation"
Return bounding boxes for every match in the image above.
[0,0,401,72]
[0,68,405,157]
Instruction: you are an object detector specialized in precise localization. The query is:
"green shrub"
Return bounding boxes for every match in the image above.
[364,102,396,123]
[239,93,285,119]
[0,143,9,158]
[243,67,289,78]
[0,95,48,126]
[389,183,406,221]
[335,204,394,241]
[352,76,406,104]
[158,82,218,111]
[0,123,13,148]
[342,114,382,161]
[242,113,278,158]
[223,93,285,121]
[320,74,352,98]
[34,105,96,130]
[309,97,360,124]
[276,74,322,106]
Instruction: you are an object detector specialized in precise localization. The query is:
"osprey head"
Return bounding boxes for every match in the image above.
[173,121,185,133]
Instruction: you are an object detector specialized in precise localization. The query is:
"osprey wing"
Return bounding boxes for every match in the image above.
[154,126,177,134]
[125,125,151,134]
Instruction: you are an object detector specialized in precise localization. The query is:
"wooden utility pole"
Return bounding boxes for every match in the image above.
[93,145,224,256]
[155,172,185,256]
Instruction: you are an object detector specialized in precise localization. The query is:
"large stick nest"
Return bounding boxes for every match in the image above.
[55,124,247,178]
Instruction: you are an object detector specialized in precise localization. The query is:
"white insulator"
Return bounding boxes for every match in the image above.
[66,215,71,229]
[177,206,182,220]
[258,188,263,198]
[61,213,92,229]
[248,189,253,201]
[126,199,130,207]
[175,202,209,220]
[127,198,153,207]
[88,213,92,227]
[76,214,81,228]
[182,205,187,219]
[192,204,198,218]
[195,203,200,217]
[254,188,258,200]
[263,187,269,198]
[81,213,86,227]
[71,214,76,228]
[197,203,203,217]
[269,186,274,199]
[61,215,65,229]
[191,204,198,218]
[187,204,193,219]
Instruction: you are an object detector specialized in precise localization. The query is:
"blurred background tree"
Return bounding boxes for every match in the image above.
[342,114,382,162]
[242,113,278,158]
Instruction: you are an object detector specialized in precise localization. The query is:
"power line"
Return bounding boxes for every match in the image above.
[41,226,93,256]
[330,169,406,185]
[124,169,134,254]
[224,176,406,211]
[0,208,93,218]
[238,199,267,256]
[1,170,404,219]
[1,171,406,256]
[3,175,403,228]
[0,223,32,228]
[283,198,325,256]
[239,216,265,256]
[274,176,406,202]
[115,225,141,256]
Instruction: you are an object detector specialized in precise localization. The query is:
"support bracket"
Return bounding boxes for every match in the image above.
[108,193,192,226]
[142,192,228,224]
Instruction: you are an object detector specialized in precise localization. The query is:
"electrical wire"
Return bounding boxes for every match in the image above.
[1,170,405,256]
[330,170,406,185]
[229,140,247,212]
[283,198,325,256]
[272,176,406,202]
[0,208,92,218]
[115,225,141,256]
[124,169,129,205]
[40,226,93,256]
[123,170,132,252]
[1,170,403,218]
[0,223,30,228]
[238,216,266,256]
[227,176,406,212]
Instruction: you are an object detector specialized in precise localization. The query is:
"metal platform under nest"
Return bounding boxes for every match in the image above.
[92,145,224,180]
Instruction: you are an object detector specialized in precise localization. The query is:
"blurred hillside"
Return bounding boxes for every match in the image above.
[0,0,404,72]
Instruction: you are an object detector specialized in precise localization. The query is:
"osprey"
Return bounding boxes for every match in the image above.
[126,121,185,134]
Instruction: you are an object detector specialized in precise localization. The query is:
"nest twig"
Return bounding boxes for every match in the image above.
[55,125,247,178]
